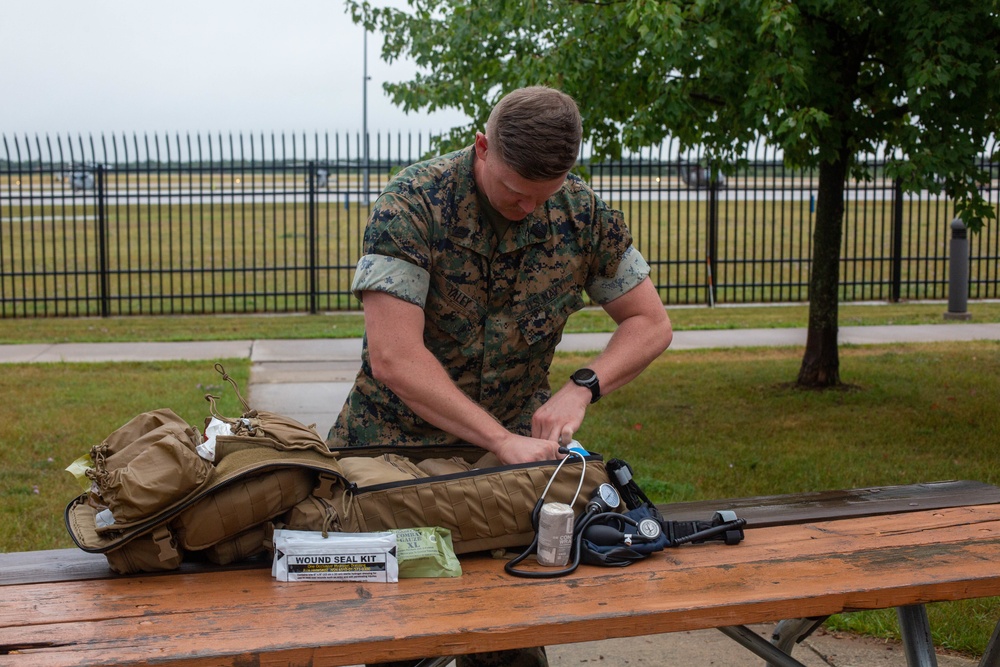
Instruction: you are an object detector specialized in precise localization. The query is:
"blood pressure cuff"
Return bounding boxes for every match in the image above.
[579,505,669,566]
[580,543,647,567]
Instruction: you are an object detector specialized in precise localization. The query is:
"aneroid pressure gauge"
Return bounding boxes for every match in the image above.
[588,483,621,514]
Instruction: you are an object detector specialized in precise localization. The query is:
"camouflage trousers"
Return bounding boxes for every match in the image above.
[369,646,548,667]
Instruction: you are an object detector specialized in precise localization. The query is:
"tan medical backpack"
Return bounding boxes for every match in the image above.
[65,369,609,574]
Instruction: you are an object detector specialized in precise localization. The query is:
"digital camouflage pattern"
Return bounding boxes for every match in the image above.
[328,146,649,448]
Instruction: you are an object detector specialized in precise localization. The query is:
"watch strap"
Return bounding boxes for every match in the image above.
[572,369,601,404]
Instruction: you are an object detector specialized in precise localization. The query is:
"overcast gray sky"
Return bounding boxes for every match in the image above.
[0,0,470,137]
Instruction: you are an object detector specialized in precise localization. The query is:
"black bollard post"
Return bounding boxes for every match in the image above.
[944,217,972,320]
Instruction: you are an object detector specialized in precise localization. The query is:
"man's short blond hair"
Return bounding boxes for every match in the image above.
[486,86,582,181]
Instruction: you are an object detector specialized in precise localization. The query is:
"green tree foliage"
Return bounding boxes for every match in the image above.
[349,0,1000,386]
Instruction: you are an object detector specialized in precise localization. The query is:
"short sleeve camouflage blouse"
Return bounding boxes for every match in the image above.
[328,146,650,447]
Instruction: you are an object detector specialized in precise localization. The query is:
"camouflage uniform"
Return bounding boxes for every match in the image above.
[329,146,650,448]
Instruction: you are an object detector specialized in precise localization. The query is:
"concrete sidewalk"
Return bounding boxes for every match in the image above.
[2,322,996,665]
[4,322,998,363]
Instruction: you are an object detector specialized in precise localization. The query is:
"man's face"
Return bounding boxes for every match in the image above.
[473,132,567,221]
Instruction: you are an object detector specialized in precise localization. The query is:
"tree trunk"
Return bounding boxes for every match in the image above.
[797,153,848,388]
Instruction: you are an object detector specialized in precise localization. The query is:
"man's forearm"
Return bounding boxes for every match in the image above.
[372,344,511,450]
[586,309,673,395]
[586,278,673,396]
[373,346,564,463]
[531,279,671,444]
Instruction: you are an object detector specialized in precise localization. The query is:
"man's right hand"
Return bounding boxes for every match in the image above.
[492,433,563,465]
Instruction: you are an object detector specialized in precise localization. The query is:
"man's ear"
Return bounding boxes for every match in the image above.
[474,132,489,160]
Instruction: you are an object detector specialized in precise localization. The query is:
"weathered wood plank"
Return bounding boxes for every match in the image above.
[0,548,268,587]
[3,505,1000,667]
[0,549,110,584]
[657,479,1000,525]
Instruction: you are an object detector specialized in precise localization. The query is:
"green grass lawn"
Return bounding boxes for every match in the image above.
[0,361,249,551]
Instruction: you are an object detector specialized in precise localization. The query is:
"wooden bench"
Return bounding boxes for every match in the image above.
[3,480,1000,667]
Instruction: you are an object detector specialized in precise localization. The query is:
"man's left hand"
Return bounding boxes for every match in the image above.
[530,381,592,445]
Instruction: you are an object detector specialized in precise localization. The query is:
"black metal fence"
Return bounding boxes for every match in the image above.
[1,132,997,317]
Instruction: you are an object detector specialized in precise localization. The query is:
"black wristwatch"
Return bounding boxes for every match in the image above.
[571,368,601,404]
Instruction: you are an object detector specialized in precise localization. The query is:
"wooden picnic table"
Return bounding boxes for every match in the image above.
[3,481,1000,667]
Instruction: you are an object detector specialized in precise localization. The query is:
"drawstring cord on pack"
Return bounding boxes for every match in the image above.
[206,364,336,456]
[215,363,253,414]
[206,363,260,436]
[86,444,111,490]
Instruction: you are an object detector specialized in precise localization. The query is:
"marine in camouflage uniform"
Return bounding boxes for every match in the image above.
[340,86,669,667]
[339,144,650,667]
[327,145,650,448]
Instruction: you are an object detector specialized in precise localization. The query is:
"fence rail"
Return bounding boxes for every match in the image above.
[1,132,997,317]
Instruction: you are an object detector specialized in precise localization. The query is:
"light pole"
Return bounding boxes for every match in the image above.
[362,28,371,204]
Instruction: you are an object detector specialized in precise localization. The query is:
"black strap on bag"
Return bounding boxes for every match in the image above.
[605,459,658,512]
[606,458,747,547]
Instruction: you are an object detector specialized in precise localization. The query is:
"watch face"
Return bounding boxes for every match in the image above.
[572,368,601,404]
